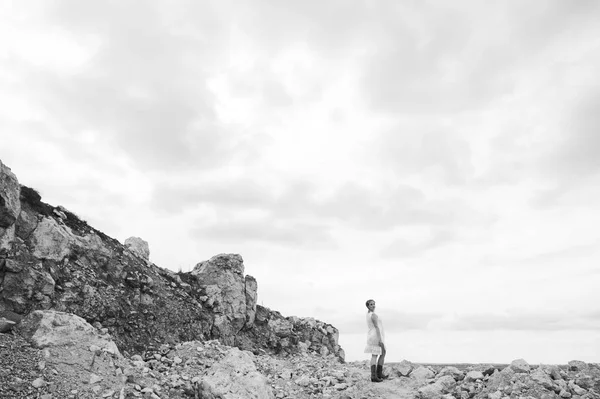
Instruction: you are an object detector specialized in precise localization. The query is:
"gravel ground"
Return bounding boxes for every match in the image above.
[0,331,53,399]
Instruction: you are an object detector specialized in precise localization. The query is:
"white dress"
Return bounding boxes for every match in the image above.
[364,311,385,355]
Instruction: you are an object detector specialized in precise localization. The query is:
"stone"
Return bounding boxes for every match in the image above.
[411,366,435,380]
[1,266,55,313]
[192,254,248,334]
[394,359,414,376]
[0,160,20,230]
[31,377,46,388]
[531,368,556,390]
[418,375,456,399]
[568,360,588,372]
[560,389,572,398]
[510,358,531,373]
[437,366,464,380]
[124,237,150,260]
[0,160,21,251]
[0,317,16,332]
[199,347,273,398]
[245,275,257,327]
[464,370,485,382]
[16,310,120,356]
[30,217,74,261]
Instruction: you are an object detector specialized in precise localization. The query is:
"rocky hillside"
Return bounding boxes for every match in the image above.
[0,158,343,361]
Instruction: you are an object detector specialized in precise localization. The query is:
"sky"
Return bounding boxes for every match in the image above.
[1,0,599,364]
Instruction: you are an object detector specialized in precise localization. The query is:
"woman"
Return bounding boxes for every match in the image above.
[364,299,388,382]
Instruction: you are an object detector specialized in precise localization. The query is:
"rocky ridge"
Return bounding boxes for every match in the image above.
[0,158,343,362]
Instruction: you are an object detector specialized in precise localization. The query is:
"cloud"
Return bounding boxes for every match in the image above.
[360,1,600,116]
[546,89,600,177]
[192,217,337,249]
[371,125,475,185]
[445,309,600,331]
[381,229,456,258]
[5,1,235,171]
[153,177,488,234]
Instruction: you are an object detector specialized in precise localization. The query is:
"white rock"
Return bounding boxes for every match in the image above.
[200,347,273,398]
[89,374,103,384]
[510,358,530,373]
[124,236,150,260]
[411,366,435,380]
[464,370,484,382]
[31,377,46,388]
[16,310,120,356]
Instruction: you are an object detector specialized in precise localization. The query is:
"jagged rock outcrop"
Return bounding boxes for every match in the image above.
[0,160,21,251]
[0,158,343,362]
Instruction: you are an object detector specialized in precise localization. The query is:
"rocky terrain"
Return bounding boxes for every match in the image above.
[1,157,599,399]
[1,312,599,399]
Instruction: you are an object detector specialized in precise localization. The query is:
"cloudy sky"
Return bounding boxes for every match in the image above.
[1,0,599,364]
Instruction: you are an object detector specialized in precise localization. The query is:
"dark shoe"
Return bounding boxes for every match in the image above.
[371,365,383,382]
[377,365,389,379]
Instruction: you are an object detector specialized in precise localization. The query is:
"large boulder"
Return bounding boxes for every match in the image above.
[192,254,249,333]
[16,310,120,356]
[0,160,21,249]
[200,347,273,399]
[124,236,150,260]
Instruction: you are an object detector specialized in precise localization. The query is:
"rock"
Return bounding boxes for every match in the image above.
[394,359,415,376]
[487,391,502,399]
[1,265,55,313]
[510,358,531,373]
[464,370,485,382]
[245,275,258,327]
[531,368,556,390]
[200,347,273,398]
[437,366,464,380]
[411,366,435,380]
[575,375,594,389]
[568,360,588,372]
[16,310,120,356]
[572,384,587,395]
[0,160,21,250]
[31,377,46,388]
[30,217,75,260]
[0,160,20,229]
[16,207,38,240]
[540,364,563,381]
[560,389,572,398]
[192,254,248,335]
[124,237,150,260]
[268,318,294,338]
[0,318,16,333]
[418,375,456,399]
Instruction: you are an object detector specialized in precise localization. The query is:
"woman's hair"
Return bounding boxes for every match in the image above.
[365,299,374,308]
